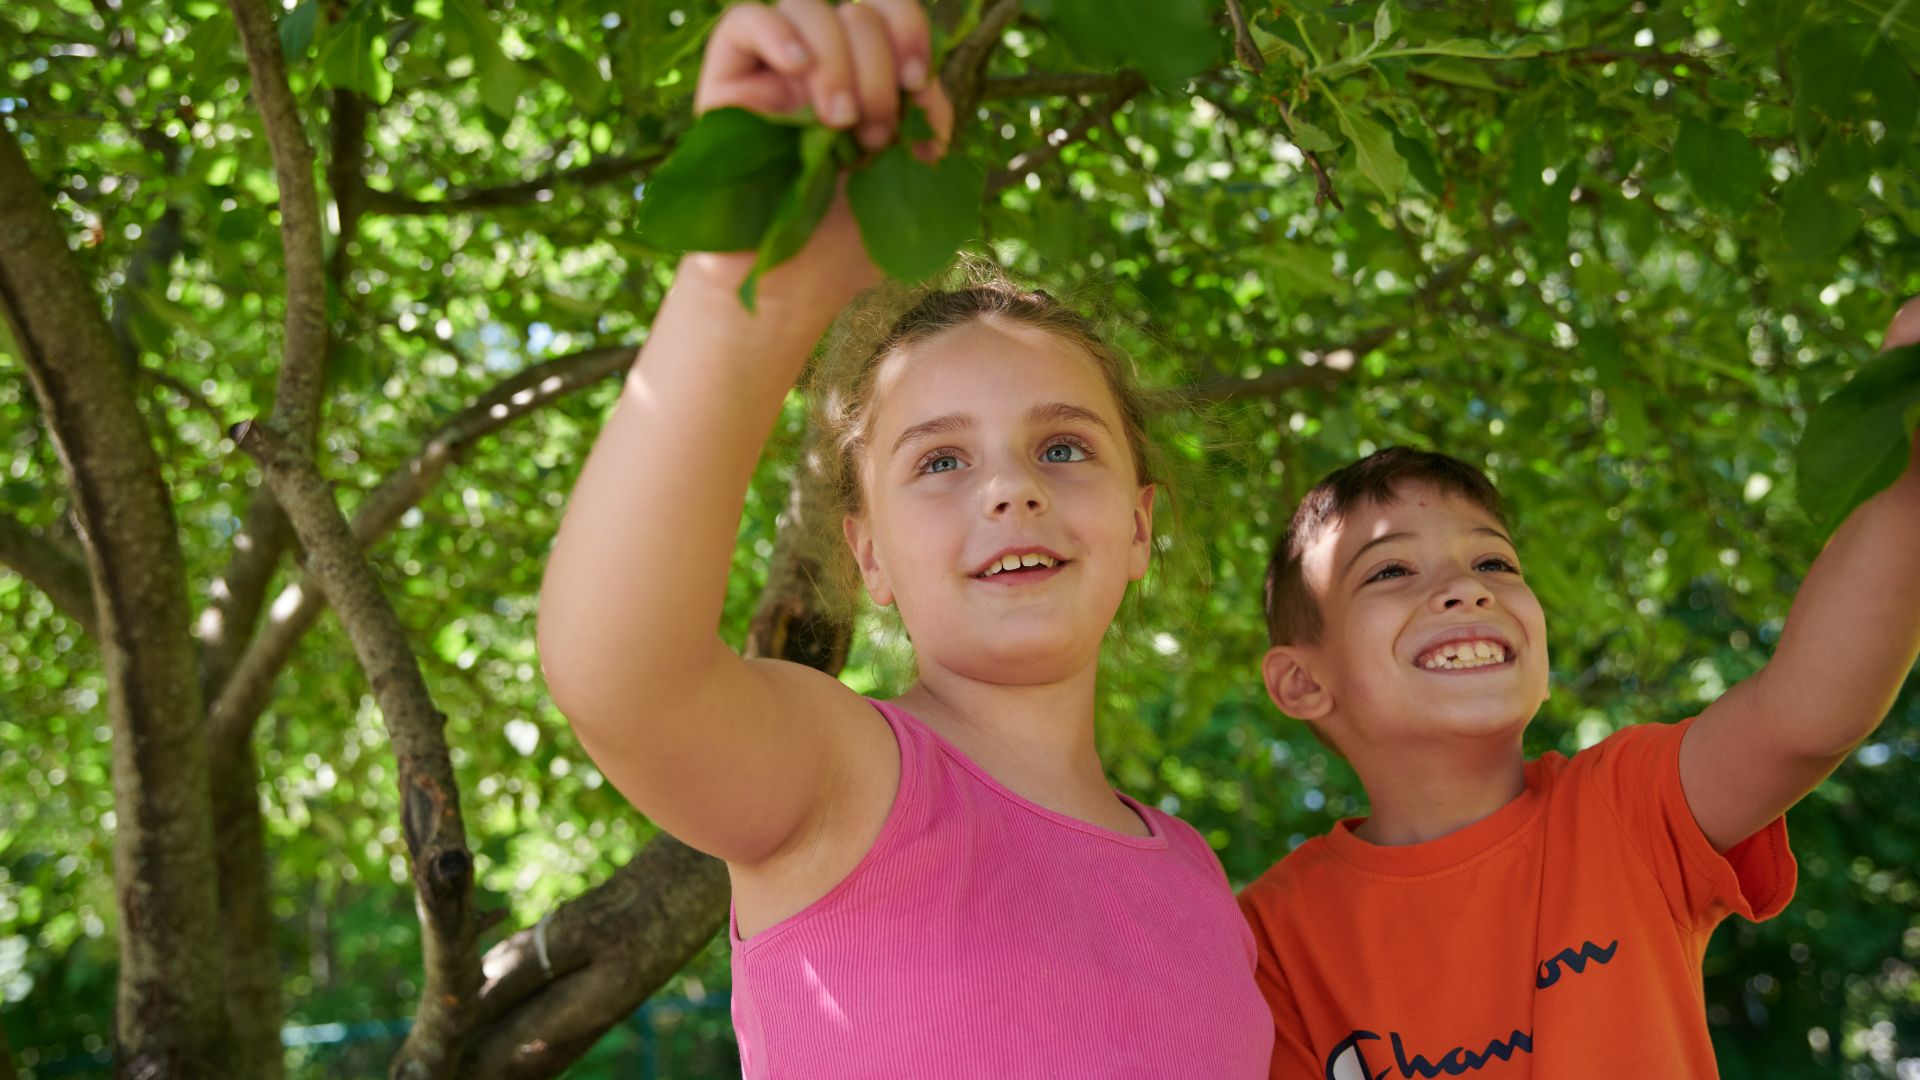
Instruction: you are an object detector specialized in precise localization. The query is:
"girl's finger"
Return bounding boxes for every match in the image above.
[839,3,901,150]
[1884,296,1920,352]
[907,79,955,160]
[777,0,859,129]
[695,4,814,114]
[859,0,933,91]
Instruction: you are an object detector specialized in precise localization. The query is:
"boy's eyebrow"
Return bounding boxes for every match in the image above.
[891,413,975,456]
[1341,525,1516,577]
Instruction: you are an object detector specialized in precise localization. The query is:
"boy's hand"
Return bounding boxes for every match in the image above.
[684,0,953,310]
[1680,296,1920,852]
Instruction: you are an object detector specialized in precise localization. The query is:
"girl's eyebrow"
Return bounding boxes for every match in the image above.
[1027,401,1112,432]
[889,402,1110,458]
[891,413,973,456]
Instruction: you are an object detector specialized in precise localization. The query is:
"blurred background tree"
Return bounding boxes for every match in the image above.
[1,0,1917,1076]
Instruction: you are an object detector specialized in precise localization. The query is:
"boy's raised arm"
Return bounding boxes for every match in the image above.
[1680,298,1920,853]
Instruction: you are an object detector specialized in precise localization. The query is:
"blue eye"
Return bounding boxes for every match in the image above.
[1476,557,1519,573]
[925,454,961,474]
[1366,565,1409,583]
[1042,440,1089,463]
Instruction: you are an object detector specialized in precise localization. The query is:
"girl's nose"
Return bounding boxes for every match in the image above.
[983,461,1048,517]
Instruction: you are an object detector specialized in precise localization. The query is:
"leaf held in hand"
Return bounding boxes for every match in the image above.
[740,126,851,310]
[848,145,986,283]
[1796,343,1920,536]
[638,108,804,254]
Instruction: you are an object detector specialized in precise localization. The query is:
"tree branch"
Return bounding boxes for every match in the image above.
[0,513,98,637]
[1224,0,1265,71]
[229,420,478,1080]
[227,0,329,449]
[459,834,729,1080]
[207,344,637,752]
[203,0,338,704]
[987,73,1148,195]
[359,153,666,217]
[941,0,1023,116]
[979,71,1144,100]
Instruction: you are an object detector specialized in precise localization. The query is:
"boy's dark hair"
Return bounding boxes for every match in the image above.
[1264,447,1507,646]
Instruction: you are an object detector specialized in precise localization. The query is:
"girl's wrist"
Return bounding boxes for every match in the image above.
[674,253,858,344]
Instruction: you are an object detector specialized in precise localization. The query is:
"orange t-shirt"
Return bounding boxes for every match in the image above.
[1237,718,1796,1080]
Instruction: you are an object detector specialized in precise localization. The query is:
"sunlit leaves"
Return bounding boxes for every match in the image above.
[1038,0,1221,88]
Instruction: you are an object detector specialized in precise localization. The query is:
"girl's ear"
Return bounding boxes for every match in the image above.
[1262,645,1334,721]
[843,514,894,606]
[1127,483,1156,581]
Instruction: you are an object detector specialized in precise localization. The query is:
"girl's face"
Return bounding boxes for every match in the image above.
[845,316,1155,688]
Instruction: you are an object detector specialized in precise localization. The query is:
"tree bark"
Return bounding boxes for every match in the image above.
[210,738,286,1080]
[231,422,479,1080]
[0,128,233,1077]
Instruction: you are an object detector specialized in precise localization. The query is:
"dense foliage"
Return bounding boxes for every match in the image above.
[2,0,1918,1075]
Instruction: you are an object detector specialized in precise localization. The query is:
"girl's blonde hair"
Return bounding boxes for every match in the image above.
[803,258,1171,613]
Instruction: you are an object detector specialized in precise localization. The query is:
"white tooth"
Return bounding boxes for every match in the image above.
[1021,553,1043,568]
[1492,645,1507,662]
[1001,554,1022,572]
[1473,641,1493,659]
[983,564,1000,576]
[1040,555,1056,566]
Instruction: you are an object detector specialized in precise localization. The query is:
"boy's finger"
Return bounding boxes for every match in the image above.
[778,0,859,128]
[1882,295,1920,352]
[859,0,933,91]
[840,3,900,150]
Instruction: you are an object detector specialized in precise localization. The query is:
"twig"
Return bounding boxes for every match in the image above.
[360,152,667,216]
[0,514,98,637]
[987,74,1148,195]
[1225,0,1265,71]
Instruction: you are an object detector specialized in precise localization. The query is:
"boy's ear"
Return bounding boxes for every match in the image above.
[1126,484,1156,581]
[843,514,894,606]
[1262,644,1333,721]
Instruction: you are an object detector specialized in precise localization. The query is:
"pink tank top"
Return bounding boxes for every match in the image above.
[729,699,1273,1078]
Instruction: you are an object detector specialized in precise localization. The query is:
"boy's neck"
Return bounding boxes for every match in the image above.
[1348,736,1529,847]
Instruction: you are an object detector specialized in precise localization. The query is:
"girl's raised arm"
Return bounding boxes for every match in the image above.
[537,0,948,867]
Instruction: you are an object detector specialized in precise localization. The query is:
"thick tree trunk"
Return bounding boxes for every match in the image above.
[0,130,233,1075]
[210,739,287,1080]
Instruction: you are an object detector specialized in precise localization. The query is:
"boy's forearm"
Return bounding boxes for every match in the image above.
[1744,436,1920,757]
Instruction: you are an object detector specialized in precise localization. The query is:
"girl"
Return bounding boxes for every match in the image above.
[537,2,1272,1074]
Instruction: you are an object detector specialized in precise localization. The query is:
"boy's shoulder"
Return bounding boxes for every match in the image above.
[1239,720,1696,911]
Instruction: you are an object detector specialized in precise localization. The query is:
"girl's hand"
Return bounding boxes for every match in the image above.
[686,0,954,311]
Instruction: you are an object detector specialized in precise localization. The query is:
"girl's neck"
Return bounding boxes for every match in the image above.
[895,663,1147,836]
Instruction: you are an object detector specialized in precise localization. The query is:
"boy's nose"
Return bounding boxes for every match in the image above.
[1432,573,1494,611]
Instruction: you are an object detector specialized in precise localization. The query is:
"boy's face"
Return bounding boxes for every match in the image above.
[1265,483,1550,750]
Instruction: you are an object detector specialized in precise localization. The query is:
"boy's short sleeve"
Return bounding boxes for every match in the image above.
[1237,889,1319,1080]
[1578,717,1796,930]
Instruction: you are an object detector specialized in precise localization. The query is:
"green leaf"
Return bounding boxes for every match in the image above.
[1393,130,1443,196]
[1674,120,1764,216]
[741,126,850,310]
[1329,99,1405,199]
[848,146,986,282]
[1507,128,1543,216]
[445,0,527,119]
[542,41,608,113]
[279,0,320,59]
[638,108,803,253]
[1288,118,1340,153]
[1780,180,1855,261]
[1796,343,1920,535]
[318,2,390,103]
[1791,23,1873,116]
[1409,57,1500,90]
[1261,244,1339,296]
[1372,0,1399,47]
[1040,0,1222,87]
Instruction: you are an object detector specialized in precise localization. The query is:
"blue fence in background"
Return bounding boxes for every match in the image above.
[18,995,737,1080]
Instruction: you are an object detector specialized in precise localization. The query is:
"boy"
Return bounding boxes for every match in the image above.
[1238,299,1920,1079]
